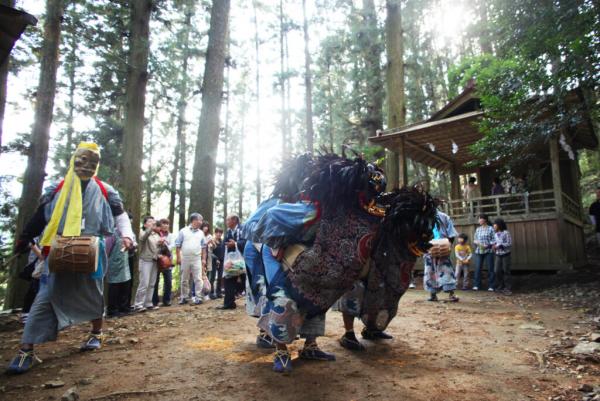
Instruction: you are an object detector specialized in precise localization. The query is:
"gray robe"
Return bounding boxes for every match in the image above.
[22,178,120,344]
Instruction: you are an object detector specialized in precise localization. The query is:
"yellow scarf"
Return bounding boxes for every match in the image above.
[40,142,100,246]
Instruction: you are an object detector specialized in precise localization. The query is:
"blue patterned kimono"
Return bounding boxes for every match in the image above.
[423,211,458,294]
[244,199,326,343]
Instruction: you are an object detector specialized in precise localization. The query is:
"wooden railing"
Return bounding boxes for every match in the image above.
[562,192,583,222]
[442,190,582,224]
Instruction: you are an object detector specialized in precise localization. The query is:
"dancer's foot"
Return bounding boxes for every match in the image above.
[361,328,393,340]
[6,349,42,374]
[256,332,276,349]
[299,343,336,361]
[272,349,292,373]
[447,294,460,302]
[80,332,103,351]
[339,331,365,351]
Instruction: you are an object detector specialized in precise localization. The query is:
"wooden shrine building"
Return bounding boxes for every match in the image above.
[369,83,598,270]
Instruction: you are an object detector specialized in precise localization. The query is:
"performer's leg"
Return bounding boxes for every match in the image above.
[80,318,104,351]
[299,314,335,361]
[343,312,355,331]
[272,342,292,373]
[338,303,366,351]
[8,288,57,374]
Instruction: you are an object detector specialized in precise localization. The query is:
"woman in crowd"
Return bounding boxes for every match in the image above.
[493,218,512,295]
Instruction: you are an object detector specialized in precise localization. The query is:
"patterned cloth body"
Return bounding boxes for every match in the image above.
[245,200,379,344]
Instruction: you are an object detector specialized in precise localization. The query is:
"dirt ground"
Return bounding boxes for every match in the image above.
[0,269,599,401]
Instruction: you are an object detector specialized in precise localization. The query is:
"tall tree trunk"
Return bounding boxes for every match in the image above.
[222,58,231,227]
[477,0,493,54]
[120,0,152,233]
[168,122,179,226]
[168,114,178,225]
[64,1,78,164]
[237,76,248,220]
[252,1,261,205]
[178,129,187,229]
[360,0,384,138]
[145,108,155,215]
[238,109,245,218]
[278,0,288,156]
[188,0,230,223]
[0,0,15,156]
[5,0,64,309]
[222,141,228,228]
[385,0,405,187]
[284,23,292,153]
[169,2,194,228]
[326,59,334,153]
[302,0,314,152]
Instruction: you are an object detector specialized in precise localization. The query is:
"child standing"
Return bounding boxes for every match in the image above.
[493,218,512,295]
[454,234,472,290]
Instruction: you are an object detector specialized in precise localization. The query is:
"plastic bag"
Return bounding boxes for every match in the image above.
[223,249,246,278]
[201,276,212,296]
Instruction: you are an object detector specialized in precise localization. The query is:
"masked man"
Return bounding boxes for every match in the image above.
[7,142,134,374]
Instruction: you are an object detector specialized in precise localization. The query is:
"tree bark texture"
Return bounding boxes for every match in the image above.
[360,0,384,138]
[302,0,314,152]
[385,0,406,187]
[169,2,193,229]
[5,0,64,309]
[145,108,155,215]
[0,0,14,155]
[64,1,78,164]
[120,0,152,233]
[253,0,262,205]
[278,0,288,157]
[189,0,230,223]
[477,0,493,54]
[222,59,231,228]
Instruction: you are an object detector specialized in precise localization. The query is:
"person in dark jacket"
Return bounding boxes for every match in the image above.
[218,215,246,310]
[210,228,225,299]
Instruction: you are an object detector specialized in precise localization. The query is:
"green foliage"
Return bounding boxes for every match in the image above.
[451,0,599,169]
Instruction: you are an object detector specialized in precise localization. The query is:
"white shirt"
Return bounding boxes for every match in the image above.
[175,226,206,258]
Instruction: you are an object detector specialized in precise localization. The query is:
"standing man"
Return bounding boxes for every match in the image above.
[218,215,246,310]
[589,186,600,246]
[132,216,161,312]
[175,213,207,305]
[7,143,134,374]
